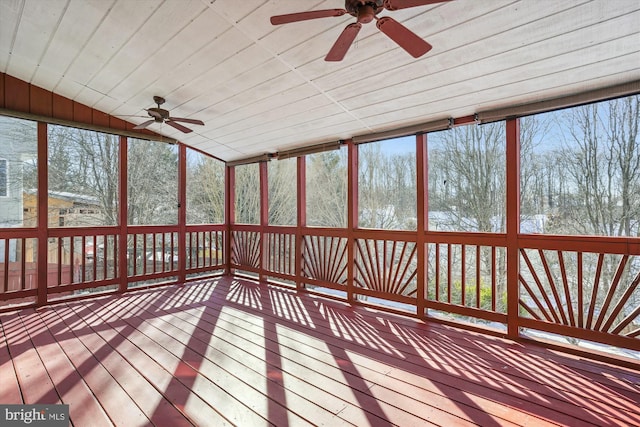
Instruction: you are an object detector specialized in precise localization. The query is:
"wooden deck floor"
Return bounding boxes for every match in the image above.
[1,277,639,427]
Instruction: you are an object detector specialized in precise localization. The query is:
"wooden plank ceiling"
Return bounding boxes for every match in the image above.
[1,0,639,162]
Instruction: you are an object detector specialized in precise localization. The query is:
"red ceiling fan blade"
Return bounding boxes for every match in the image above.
[383,0,452,11]
[325,23,362,62]
[271,9,347,25]
[169,117,204,126]
[166,120,193,133]
[133,119,156,130]
[376,16,432,58]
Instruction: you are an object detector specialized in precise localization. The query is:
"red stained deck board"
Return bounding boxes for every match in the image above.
[124,313,348,425]
[124,293,439,427]
[61,296,229,427]
[47,304,191,427]
[152,281,640,426]
[92,297,314,427]
[192,291,569,426]
[1,277,639,427]
[21,308,112,426]
[3,312,61,405]
[200,282,640,425]
[203,280,640,426]
[138,294,500,426]
[0,315,23,404]
[66,297,263,427]
[41,303,152,426]
[137,284,587,427]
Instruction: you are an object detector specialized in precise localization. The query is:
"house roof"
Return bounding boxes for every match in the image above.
[1,0,639,162]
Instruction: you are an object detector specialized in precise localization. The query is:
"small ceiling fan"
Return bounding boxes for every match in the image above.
[270,0,452,62]
[133,96,204,133]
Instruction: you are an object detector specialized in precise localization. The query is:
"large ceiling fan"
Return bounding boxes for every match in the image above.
[270,0,452,61]
[133,96,205,134]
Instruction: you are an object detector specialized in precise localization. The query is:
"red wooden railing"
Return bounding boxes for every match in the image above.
[518,235,640,350]
[301,230,348,291]
[228,224,640,353]
[1,233,38,300]
[354,234,418,304]
[3,222,639,356]
[0,224,225,306]
[426,232,508,324]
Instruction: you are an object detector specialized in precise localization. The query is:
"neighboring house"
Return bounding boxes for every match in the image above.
[0,116,36,265]
[0,116,36,229]
[22,190,104,264]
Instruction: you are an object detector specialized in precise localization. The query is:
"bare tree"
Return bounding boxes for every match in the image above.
[268,159,297,225]
[306,150,348,228]
[358,141,416,230]
[234,163,260,224]
[187,151,225,224]
[429,123,505,232]
[560,96,640,237]
[126,138,179,226]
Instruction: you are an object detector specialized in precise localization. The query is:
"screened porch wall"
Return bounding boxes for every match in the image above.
[1,73,639,365]
[227,125,640,360]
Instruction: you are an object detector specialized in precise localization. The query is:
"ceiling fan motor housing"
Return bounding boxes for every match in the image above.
[346,0,384,22]
[147,107,170,122]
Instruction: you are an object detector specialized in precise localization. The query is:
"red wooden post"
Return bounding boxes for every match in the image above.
[347,140,357,303]
[225,165,234,276]
[506,118,521,338]
[416,133,428,318]
[36,122,48,306]
[178,143,187,284]
[296,156,306,291]
[118,136,128,293]
[259,161,268,282]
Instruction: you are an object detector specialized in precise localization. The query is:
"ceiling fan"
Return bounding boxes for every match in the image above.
[133,96,205,133]
[270,0,452,62]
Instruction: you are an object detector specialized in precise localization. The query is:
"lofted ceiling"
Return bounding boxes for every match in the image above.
[1,0,639,162]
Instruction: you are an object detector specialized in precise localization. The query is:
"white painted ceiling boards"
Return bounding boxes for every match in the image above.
[1,0,639,162]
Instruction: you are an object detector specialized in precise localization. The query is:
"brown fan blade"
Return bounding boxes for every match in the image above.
[325,23,362,62]
[169,117,204,126]
[383,0,452,11]
[133,119,155,130]
[376,16,432,58]
[166,120,193,133]
[271,9,347,25]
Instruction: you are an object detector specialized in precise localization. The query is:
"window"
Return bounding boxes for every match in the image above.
[234,163,260,224]
[127,138,177,226]
[306,149,347,228]
[47,125,120,227]
[186,148,224,224]
[359,137,416,230]
[519,95,640,237]
[268,158,296,226]
[428,123,506,232]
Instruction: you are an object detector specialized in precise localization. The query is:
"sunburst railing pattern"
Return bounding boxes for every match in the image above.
[301,234,348,288]
[519,249,640,339]
[354,238,417,300]
[231,230,261,271]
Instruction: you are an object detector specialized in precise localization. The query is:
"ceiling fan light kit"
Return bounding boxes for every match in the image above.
[270,0,452,61]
